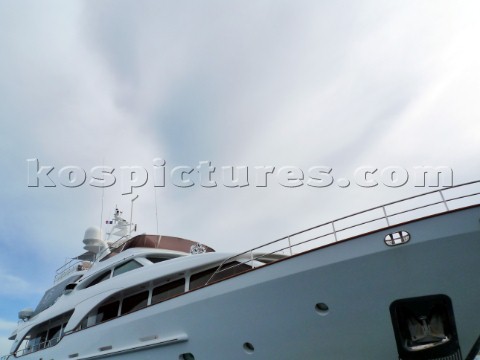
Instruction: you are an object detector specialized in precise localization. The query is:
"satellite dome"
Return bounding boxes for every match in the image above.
[84,226,103,241]
[18,308,34,321]
[83,226,107,254]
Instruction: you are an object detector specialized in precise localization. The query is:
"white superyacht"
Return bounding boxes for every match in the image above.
[2,181,480,360]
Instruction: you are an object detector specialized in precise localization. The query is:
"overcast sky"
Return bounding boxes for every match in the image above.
[1,0,480,354]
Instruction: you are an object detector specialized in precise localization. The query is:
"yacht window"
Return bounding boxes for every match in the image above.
[152,278,185,305]
[77,317,87,331]
[34,275,82,315]
[121,291,149,315]
[86,270,111,288]
[113,259,142,277]
[96,301,120,324]
[146,256,176,264]
[46,325,61,346]
[190,268,216,291]
[77,312,96,331]
[190,262,251,290]
[15,310,73,356]
[33,331,47,352]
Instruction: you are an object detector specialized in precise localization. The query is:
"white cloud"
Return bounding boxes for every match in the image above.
[0,270,37,297]
[0,319,16,356]
[0,320,16,332]
[0,336,12,357]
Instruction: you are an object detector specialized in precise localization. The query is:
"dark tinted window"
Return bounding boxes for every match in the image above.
[190,268,216,291]
[87,271,111,288]
[190,262,251,290]
[152,279,185,305]
[96,301,119,323]
[47,325,61,346]
[34,275,82,314]
[121,291,148,315]
[16,311,73,355]
[113,260,142,277]
[35,331,47,350]
[146,256,170,263]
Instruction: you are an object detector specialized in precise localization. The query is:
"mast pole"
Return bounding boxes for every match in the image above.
[130,195,139,236]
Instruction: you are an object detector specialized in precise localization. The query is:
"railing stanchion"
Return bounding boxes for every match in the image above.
[439,190,449,211]
[287,236,293,256]
[332,222,338,242]
[250,250,255,268]
[382,206,390,227]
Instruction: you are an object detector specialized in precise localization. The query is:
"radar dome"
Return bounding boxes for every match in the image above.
[84,226,103,241]
[18,308,34,321]
[83,226,108,254]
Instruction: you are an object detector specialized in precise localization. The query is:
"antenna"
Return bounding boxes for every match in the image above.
[154,187,159,234]
[129,195,139,236]
[99,158,106,230]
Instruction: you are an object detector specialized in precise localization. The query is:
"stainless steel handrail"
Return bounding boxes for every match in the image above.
[54,234,131,283]
[14,335,62,357]
[54,259,83,283]
[54,260,92,284]
[206,180,480,285]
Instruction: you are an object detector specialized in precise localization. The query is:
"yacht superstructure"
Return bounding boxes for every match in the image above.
[2,181,480,360]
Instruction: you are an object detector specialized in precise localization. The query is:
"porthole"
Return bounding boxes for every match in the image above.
[179,353,195,360]
[384,231,410,246]
[315,302,329,315]
[243,342,255,354]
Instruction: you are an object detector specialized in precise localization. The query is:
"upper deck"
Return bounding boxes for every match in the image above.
[55,234,215,284]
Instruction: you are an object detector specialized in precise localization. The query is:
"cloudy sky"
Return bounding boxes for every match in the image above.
[1,0,480,354]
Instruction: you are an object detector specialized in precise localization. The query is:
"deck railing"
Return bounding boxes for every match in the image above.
[14,335,62,357]
[54,235,130,283]
[54,259,92,284]
[207,180,480,284]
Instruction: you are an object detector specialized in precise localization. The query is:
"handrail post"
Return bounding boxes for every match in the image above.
[250,250,255,268]
[439,190,449,211]
[287,236,293,256]
[332,222,338,242]
[382,206,390,227]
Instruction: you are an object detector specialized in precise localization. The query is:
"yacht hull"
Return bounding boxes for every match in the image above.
[17,206,480,360]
